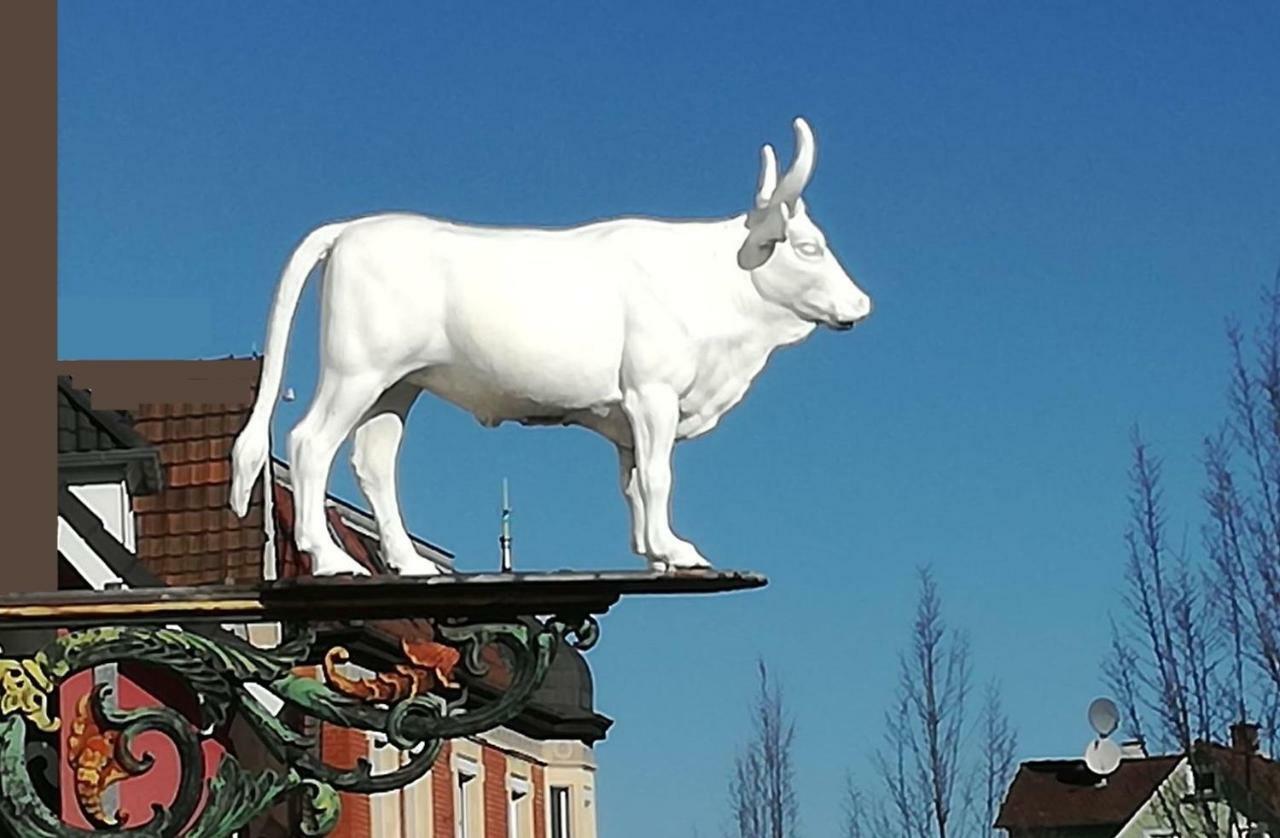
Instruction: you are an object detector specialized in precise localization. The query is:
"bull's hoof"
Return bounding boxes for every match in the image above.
[649,561,716,575]
[387,553,444,577]
[309,549,373,578]
[649,541,712,573]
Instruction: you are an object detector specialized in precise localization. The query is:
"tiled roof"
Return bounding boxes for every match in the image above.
[1195,742,1280,825]
[57,376,164,494]
[57,377,149,454]
[56,359,267,587]
[55,357,453,586]
[995,755,1182,830]
[131,400,266,586]
[56,358,451,587]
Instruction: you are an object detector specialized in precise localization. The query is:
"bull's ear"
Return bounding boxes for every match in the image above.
[737,206,787,270]
[737,240,773,271]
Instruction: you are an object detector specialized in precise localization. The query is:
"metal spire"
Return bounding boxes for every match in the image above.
[499,477,513,573]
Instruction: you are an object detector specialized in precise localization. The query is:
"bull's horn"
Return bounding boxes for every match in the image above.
[754,144,778,209]
[773,117,816,208]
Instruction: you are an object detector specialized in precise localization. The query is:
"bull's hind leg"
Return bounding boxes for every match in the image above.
[289,370,389,576]
[615,444,647,557]
[350,382,441,576]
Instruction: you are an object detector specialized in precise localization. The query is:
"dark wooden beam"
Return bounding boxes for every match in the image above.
[0,570,767,629]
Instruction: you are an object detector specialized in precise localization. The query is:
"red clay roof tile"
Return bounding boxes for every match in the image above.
[206,460,230,484]
[187,439,209,462]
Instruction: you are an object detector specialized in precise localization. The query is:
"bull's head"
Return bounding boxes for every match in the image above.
[737,118,872,331]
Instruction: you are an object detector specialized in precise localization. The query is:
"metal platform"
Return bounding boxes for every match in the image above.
[0,569,767,628]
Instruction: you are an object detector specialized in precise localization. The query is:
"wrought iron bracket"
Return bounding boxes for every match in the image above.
[0,570,763,836]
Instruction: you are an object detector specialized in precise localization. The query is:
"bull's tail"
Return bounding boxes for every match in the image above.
[230,221,350,518]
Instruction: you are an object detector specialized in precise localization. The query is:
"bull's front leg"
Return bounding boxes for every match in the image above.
[620,385,711,571]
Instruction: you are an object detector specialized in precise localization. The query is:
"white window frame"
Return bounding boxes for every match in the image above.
[454,755,480,838]
[549,785,572,838]
[508,774,531,838]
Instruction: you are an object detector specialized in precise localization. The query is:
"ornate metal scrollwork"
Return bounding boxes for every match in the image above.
[0,614,593,837]
[0,657,58,734]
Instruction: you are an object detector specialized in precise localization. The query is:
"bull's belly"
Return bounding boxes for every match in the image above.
[408,362,622,427]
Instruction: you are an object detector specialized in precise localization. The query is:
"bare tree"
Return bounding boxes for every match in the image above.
[841,772,869,838]
[874,691,928,838]
[727,659,798,838]
[843,568,1020,837]
[1105,431,1222,754]
[729,745,765,838]
[1207,288,1280,717]
[910,567,971,838]
[967,682,1017,838]
[842,769,899,838]
[1103,430,1230,837]
[1105,281,1280,749]
[1102,277,1280,835]
[865,567,973,838]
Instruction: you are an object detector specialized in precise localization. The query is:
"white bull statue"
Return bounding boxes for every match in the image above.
[230,117,872,577]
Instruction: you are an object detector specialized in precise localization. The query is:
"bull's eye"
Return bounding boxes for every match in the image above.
[794,241,824,259]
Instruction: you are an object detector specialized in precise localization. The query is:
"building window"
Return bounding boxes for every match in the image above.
[509,775,531,838]
[1192,765,1218,798]
[456,760,479,838]
[550,786,572,838]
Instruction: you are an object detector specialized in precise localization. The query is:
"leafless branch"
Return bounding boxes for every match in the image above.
[727,659,799,838]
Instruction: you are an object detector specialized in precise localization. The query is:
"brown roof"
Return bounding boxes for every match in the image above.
[56,358,267,586]
[56,358,265,407]
[1195,742,1280,825]
[995,755,1182,831]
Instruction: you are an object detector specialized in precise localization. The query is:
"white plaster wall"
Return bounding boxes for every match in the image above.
[369,739,434,838]
[68,481,135,550]
[545,762,597,838]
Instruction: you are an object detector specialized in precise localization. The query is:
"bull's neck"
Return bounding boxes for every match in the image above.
[665,216,816,435]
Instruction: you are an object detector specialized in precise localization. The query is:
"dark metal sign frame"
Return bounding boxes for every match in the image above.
[0,570,763,837]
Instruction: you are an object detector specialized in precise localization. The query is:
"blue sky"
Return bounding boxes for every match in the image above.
[58,2,1280,834]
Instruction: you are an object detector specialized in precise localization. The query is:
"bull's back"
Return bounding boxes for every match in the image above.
[329,213,631,415]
